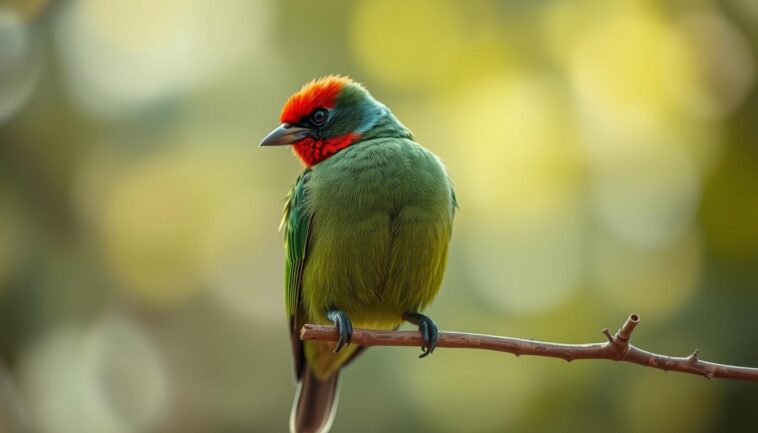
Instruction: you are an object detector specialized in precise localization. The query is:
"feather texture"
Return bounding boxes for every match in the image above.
[285,135,456,379]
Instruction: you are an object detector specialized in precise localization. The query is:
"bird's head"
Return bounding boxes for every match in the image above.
[259,75,396,166]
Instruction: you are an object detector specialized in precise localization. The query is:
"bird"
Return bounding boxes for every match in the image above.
[260,75,456,433]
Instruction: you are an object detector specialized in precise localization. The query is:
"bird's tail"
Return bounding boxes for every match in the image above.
[290,368,340,433]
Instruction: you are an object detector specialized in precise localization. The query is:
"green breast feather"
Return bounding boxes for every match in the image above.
[283,138,456,379]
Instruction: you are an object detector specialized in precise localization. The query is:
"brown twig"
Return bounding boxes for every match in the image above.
[300,314,758,382]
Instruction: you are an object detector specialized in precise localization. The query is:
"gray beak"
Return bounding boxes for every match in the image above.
[259,124,310,147]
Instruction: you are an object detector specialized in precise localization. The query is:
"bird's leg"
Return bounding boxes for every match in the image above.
[326,309,353,353]
[403,312,439,358]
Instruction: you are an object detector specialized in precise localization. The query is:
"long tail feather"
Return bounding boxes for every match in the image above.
[290,369,340,433]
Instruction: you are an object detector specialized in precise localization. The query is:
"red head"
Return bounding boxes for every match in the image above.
[260,75,389,166]
[280,75,352,125]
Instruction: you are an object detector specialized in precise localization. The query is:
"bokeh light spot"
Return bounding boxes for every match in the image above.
[87,314,169,432]
[570,12,696,121]
[19,317,168,433]
[92,146,253,307]
[673,12,755,119]
[54,0,266,116]
[0,363,27,432]
[349,0,464,90]
[20,328,128,433]
[0,7,39,123]
[589,141,700,248]
[454,76,585,313]
[592,230,701,319]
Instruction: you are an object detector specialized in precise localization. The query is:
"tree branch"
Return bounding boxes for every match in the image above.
[300,314,758,382]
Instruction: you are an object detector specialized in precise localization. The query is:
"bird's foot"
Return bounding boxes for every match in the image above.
[403,312,439,358]
[326,309,353,353]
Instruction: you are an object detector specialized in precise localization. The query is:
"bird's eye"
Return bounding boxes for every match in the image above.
[310,108,328,126]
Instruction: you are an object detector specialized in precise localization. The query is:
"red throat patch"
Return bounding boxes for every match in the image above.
[293,132,361,167]
[280,75,354,124]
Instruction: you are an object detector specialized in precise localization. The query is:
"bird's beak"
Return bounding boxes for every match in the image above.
[259,124,310,147]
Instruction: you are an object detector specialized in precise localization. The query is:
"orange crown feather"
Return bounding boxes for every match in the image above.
[280,75,354,124]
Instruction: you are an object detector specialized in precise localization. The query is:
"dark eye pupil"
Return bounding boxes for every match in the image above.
[311,109,327,125]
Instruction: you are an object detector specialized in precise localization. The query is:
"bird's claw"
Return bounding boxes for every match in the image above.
[327,309,353,353]
[404,312,438,358]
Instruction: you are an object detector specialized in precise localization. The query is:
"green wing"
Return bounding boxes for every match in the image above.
[281,170,313,379]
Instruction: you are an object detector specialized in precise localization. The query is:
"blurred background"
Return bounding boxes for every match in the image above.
[0,0,757,432]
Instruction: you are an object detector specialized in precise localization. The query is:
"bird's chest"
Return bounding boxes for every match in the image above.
[300,155,432,319]
[312,179,400,222]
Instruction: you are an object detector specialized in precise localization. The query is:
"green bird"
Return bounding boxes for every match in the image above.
[260,75,456,433]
